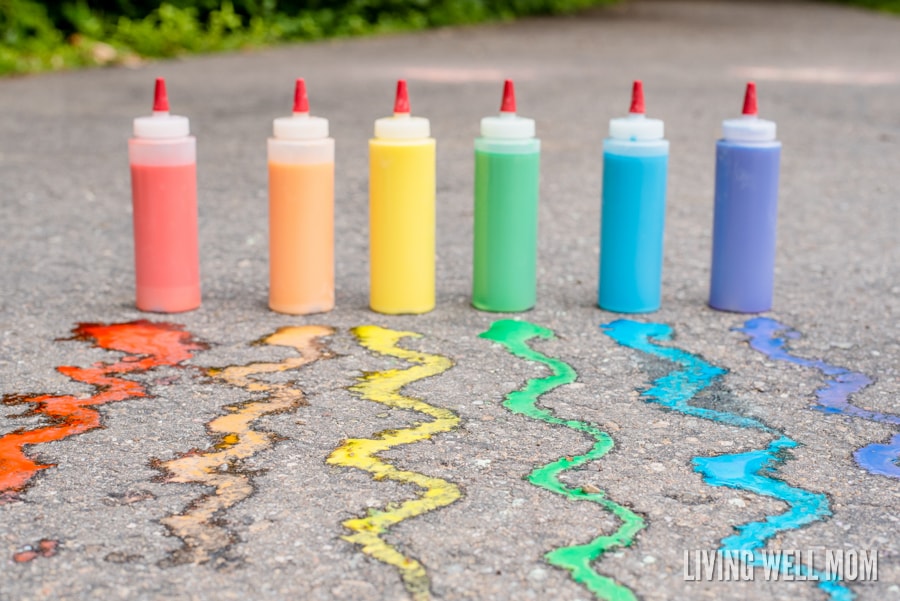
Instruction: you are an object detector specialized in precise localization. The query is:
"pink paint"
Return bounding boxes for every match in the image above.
[130,163,200,311]
[128,78,201,313]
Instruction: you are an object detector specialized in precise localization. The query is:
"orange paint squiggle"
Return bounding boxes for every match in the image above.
[0,321,204,499]
[157,325,333,566]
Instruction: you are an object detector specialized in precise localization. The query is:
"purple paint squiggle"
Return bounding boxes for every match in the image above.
[737,317,897,478]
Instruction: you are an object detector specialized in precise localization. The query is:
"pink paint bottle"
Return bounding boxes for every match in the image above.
[129,78,201,313]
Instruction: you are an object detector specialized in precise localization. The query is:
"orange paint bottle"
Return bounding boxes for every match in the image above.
[267,79,335,314]
[128,78,201,313]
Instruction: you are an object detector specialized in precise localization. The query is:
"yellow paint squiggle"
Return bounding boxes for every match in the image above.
[327,325,459,601]
[158,325,333,566]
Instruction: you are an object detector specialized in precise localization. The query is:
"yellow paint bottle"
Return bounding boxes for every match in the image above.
[369,80,436,314]
[268,79,334,315]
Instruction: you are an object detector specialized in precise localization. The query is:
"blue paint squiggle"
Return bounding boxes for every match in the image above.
[601,319,852,601]
[738,317,896,479]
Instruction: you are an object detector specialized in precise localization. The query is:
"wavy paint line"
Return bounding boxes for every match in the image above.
[480,319,643,601]
[601,320,852,601]
[326,325,458,601]
[157,325,333,566]
[0,321,204,500]
[737,317,896,478]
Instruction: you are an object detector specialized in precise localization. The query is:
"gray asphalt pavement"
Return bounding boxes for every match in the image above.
[1,1,899,600]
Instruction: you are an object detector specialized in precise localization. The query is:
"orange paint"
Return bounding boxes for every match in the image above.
[268,162,334,314]
[267,79,335,315]
[0,321,204,497]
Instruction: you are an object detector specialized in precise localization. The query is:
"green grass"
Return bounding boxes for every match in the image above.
[833,0,900,12]
[0,0,619,76]
[2,0,896,77]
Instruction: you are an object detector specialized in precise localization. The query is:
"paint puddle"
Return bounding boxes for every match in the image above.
[326,325,459,601]
[156,325,334,568]
[480,319,643,601]
[738,317,896,479]
[13,539,59,563]
[601,320,852,601]
[0,321,204,499]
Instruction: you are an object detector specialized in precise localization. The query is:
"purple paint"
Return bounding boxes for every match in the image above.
[709,83,781,313]
[738,317,899,479]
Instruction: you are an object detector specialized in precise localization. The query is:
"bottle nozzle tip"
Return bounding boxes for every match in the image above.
[293,78,309,113]
[742,81,758,116]
[500,79,516,113]
[393,79,410,114]
[629,80,645,114]
[153,77,169,112]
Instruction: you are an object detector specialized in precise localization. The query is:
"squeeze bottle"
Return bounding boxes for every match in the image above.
[369,80,436,314]
[473,80,540,312]
[129,78,201,313]
[598,80,669,313]
[709,82,781,313]
[268,79,335,315]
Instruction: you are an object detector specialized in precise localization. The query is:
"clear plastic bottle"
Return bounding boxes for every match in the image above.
[598,80,669,313]
[709,82,781,313]
[128,78,200,313]
[369,80,436,314]
[267,79,335,315]
[473,79,540,312]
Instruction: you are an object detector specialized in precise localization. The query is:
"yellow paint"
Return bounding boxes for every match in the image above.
[158,325,333,565]
[327,325,459,601]
[369,139,436,314]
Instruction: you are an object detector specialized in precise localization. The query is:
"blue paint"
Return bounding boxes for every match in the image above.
[599,146,668,314]
[602,321,766,431]
[738,317,897,478]
[601,319,852,601]
[856,433,900,478]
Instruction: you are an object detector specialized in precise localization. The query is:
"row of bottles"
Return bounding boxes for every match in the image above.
[128,78,780,316]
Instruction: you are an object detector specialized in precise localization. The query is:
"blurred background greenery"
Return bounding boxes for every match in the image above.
[1,0,897,76]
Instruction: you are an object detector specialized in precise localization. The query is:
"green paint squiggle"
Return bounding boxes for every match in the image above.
[480,319,643,601]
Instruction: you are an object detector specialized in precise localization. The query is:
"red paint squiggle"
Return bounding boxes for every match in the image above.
[13,539,59,563]
[0,320,204,497]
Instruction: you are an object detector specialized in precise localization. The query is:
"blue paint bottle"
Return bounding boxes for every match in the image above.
[709,82,781,313]
[598,81,669,313]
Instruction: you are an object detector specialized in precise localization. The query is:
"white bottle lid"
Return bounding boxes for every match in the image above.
[609,114,664,141]
[480,80,535,139]
[608,80,665,141]
[722,116,776,142]
[274,115,328,139]
[374,80,430,140]
[133,113,190,139]
[722,83,777,142]
[375,114,430,139]
[273,79,329,140]
[133,78,190,139]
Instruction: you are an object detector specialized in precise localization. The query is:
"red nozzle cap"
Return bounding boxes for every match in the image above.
[629,80,645,114]
[393,80,410,114]
[742,81,758,116]
[293,78,309,113]
[500,79,516,113]
[153,77,169,112]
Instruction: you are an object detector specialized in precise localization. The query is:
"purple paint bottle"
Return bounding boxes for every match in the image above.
[709,82,781,313]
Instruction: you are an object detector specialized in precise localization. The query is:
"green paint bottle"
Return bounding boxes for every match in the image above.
[473,80,541,312]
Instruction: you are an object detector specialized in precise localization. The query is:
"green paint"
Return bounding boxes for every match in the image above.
[473,140,540,312]
[480,319,643,601]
